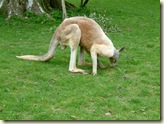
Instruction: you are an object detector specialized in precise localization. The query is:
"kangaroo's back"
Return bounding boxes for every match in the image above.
[56,17,111,52]
[16,17,110,62]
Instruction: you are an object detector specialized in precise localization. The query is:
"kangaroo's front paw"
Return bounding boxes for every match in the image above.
[82,71,90,75]
[98,64,108,69]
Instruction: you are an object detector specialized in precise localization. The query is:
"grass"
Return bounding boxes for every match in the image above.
[0,0,160,120]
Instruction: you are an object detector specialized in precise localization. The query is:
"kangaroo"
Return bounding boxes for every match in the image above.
[16,16,125,75]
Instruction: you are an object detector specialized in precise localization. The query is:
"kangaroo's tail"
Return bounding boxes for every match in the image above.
[16,33,59,62]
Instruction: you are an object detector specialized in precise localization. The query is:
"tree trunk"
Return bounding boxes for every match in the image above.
[80,0,84,7]
[61,0,67,20]
[81,0,90,7]
[0,0,75,19]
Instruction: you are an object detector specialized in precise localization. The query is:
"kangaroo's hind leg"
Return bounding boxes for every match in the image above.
[65,24,88,74]
[78,46,85,66]
[78,46,93,67]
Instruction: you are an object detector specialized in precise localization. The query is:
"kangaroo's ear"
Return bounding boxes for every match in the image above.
[119,47,125,53]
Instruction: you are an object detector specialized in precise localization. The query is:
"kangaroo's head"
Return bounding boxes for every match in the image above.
[109,47,125,67]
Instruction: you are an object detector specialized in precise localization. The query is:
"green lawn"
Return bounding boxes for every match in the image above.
[0,0,160,120]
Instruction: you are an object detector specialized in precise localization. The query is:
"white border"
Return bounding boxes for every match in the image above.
[0,0,163,124]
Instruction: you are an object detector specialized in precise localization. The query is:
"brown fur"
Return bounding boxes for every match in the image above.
[56,17,111,53]
[16,17,124,75]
